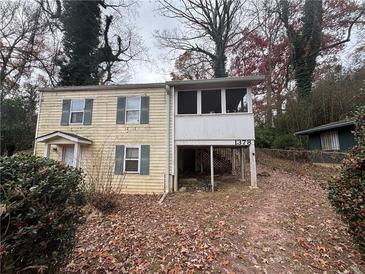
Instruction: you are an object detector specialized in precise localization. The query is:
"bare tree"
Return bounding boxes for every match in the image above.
[171,50,213,80]
[37,0,143,84]
[96,7,144,84]
[155,0,250,78]
[0,0,60,98]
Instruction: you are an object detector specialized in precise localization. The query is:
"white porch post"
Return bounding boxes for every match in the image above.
[174,145,178,192]
[210,145,214,192]
[249,142,257,188]
[232,148,235,175]
[44,144,51,157]
[200,149,203,173]
[241,146,245,181]
[74,143,81,168]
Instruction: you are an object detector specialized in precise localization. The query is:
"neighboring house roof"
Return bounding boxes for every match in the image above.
[36,131,93,144]
[40,76,265,92]
[295,120,355,135]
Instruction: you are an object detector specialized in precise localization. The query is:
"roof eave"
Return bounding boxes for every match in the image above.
[294,121,355,135]
[166,76,265,89]
[40,83,166,92]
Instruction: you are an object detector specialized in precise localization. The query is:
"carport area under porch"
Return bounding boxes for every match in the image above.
[174,145,257,192]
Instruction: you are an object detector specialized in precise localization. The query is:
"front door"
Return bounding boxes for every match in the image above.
[63,145,75,167]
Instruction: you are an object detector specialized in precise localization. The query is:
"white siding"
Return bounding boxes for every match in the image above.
[175,114,255,142]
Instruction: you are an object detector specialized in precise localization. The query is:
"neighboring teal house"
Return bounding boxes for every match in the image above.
[295,120,356,151]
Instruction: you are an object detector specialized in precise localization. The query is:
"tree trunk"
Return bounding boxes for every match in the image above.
[294,57,316,98]
[213,44,227,78]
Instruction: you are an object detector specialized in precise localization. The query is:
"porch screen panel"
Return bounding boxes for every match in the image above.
[226,88,248,113]
[201,90,221,114]
[178,91,197,114]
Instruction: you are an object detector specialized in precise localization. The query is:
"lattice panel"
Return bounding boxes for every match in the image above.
[196,148,242,175]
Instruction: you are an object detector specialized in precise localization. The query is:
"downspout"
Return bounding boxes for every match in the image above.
[33,90,43,155]
[159,84,171,204]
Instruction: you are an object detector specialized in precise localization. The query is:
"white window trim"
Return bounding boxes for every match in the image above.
[69,99,85,124]
[125,96,141,124]
[123,144,141,174]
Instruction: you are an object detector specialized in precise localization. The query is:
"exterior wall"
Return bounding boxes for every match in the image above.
[175,114,254,143]
[35,87,167,194]
[308,126,355,151]
[309,133,321,150]
[173,87,255,146]
[338,126,355,150]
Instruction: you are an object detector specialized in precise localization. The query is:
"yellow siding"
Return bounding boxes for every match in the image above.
[35,88,168,194]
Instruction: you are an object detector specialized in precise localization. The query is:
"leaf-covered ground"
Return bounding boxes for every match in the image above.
[64,160,364,273]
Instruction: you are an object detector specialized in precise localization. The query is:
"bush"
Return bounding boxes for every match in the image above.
[255,126,276,148]
[0,154,86,272]
[328,104,365,258]
[272,134,302,149]
[89,192,118,214]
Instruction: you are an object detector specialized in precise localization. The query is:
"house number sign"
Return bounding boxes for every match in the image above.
[234,139,253,146]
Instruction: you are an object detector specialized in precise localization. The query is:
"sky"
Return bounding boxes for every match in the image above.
[127,1,181,84]
[125,0,363,84]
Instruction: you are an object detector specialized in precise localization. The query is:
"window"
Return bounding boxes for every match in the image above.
[320,131,340,150]
[178,91,197,114]
[70,99,85,124]
[124,146,140,172]
[201,90,221,114]
[226,88,248,113]
[126,97,141,123]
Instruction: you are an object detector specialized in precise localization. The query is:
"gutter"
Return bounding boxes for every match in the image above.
[160,84,171,203]
[33,91,43,155]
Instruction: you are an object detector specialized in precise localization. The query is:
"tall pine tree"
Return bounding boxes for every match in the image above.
[59,1,101,86]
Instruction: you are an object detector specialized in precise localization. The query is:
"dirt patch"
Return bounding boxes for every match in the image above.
[63,162,364,273]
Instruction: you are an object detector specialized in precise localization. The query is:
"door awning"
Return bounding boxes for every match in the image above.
[36,131,92,145]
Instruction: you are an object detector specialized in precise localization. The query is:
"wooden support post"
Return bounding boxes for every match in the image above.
[174,145,178,192]
[241,146,245,181]
[74,143,81,168]
[249,142,257,188]
[232,148,235,175]
[200,149,203,173]
[210,145,214,192]
[44,144,51,157]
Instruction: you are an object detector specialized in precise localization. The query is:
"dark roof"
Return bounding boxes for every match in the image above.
[40,83,166,92]
[295,120,355,135]
[166,76,265,90]
[40,76,265,92]
[36,131,92,143]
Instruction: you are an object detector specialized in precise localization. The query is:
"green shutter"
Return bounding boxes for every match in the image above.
[83,99,93,125]
[140,145,150,175]
[114,145,125,175]
[116,97,126,124]
[61,99,71,126]
[140,96,149,124]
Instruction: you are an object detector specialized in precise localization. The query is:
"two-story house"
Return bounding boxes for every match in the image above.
[34,76,263,193]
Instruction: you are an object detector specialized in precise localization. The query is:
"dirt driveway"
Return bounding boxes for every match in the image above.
[64,161,364,273]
